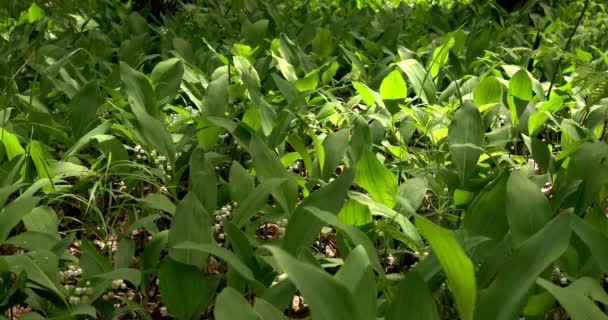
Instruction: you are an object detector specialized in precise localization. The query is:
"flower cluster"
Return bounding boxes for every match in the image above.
[67,281,94,305]
[59,265,82,283]
[552,266,569,285]
[288,160,301,173]
[213,202,237,241]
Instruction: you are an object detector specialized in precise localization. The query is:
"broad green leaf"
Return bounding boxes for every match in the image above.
[306,207,382,273]
[380,69,407,100]
[463,170,509,240]
[264,246,362,320]
[353,82,377,107]
[312,28,334,57]
[321,129,350,179]
[354,150,397,207]
[509,69,533,101]
[22,206,59,238]
[473,76,502,108]
[387,270,440,320]
[229,161,254,204]
[5,251,64,300]
[150,58,184,106]
[283,169,355,253]
[397,59,436,104]
[204,68,229,117]
[139,193,176,215]
[0,197,41,243]
[417,216,476,320]
[141,230,168,274]
[528,95,564,136]
[115,237,135,269]
[68,81,103,139]
[64,120,112,158]
[559,142,608,212]
[506,170,552,247]
[189,147,217,213]
[249,135,297,214]
[120,62,159,117]
[429,36,455,79]
[475,213,571,320]
[27,3,45,23]
[253,298,286,320]
[232,178,287,228]
[159,257,206,320]
[0,128,25,160]
[334,246,376,320]
[29,141,54,187]
[537,278,608,320]
[337,199,372,227]
[394,178,427,216]
[173,242,256,282]
[448,101,484,185]
[571,215,608,272]
[215,287,262,320]
[168,192,213,267]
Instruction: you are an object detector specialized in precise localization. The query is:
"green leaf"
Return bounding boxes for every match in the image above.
[264,246,362,320]
[115,237,135,269]
[0,128,25,160]
[528,95,564,136]
[473,76,502,108]
[560,142,608,212]
[571,215,608,273]
[417,216,476,320]
[232,178,287,228]
[463,170,509,240]
[173,242,256,282]
[189,147,217,213]
[337,199,372,227]
[394,178,427,216]
[354,150,398,207]
[27,3,45,23]
[150,58,184,106]
[249,135,297,214]
[215,287,262,320]
[506,170,552,247]
[321,129,350,179]
[353,82,378,107]
[159,257,206,320]
[0,197,41,243]
[68,81,103,139]
[448,101,485,185]
[334,246,376,320]
[305,206,382,273]
[387,270,440,320]
[429,36,455,80]
[120,62,159,117]
[139,193,176,215]
[283,169,355,253]
[537,278,608,320]
[5,251,64,300]
[253,298,286,320]
[509,69,533,101]
[168,192,213,267]
[475,213,571,320]
[312,28,334,57]
[380,69,407,100]
[229,161,254,204]
[64,120,112,158]
[396,59,436,104]
[22,206,59,238]
[204,70,229,117]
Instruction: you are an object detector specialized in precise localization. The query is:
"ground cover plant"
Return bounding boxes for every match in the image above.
[0,0,607,319]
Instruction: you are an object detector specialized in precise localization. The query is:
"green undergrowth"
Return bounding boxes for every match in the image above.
[0,0,607,319]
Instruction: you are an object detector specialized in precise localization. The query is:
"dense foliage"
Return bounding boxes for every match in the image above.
[0,0,607,319]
